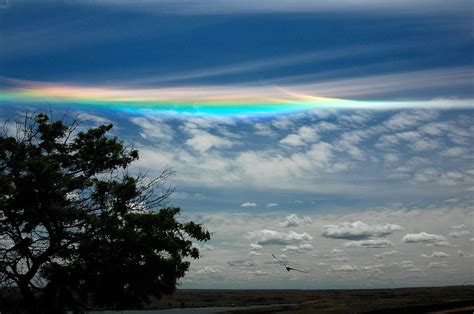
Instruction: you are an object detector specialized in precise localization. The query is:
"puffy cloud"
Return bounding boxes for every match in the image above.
[402,232,446,244]
[332,264,383,272]
[279,126,319,147]
[431,240,451,247]
[266,203,279,208]
[440,147,467,157]
[450,224,468,230]
[241,202,257,207]
[448,230,471,238]
[421,252,449,258]
[228,260,256,267]
[196,267,221,274]
[241,270,269,276]
[279,214,312,227]
[185,129,234,153]
[250,243,262,251]
[282,243,313,253]
[344,239,394,248]
[248,229,313,245]
[322,221,402,240]
[428,261,448,268]
[130,116,174,142]
[375,250,399,259]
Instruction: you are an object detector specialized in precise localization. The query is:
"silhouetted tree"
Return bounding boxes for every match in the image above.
[0,113,210,313]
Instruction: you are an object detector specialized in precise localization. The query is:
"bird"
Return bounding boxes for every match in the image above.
[272,253,309,273]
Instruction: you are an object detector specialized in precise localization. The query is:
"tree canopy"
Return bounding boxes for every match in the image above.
[0,113,210,313]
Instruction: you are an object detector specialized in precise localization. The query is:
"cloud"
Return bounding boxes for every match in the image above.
[402,232,446,243]
[322,221,402,240]
[282,243,313,253]
[448,230,471,238]
[421,252,449,258]
[375,250,399,259]
[250,243,263,251]
[440,147,468,157]
[185,129,234,153]
[196,267,222,274]
[266,203,279,208]
[241,202,257,208]
[427,261,448,268]
[450,224,468,230]
[279,214,312,227]
[332,264,383,272]
[248,230,313,245]
[130,116,174,142]
[279,126,319,147]
[344,239,394,248]
[228,260,256,267]
[94,0,472,16]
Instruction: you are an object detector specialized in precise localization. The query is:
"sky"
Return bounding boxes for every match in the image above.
[0,0,473,289]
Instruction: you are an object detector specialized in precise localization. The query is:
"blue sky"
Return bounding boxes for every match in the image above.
[0,0,473,288]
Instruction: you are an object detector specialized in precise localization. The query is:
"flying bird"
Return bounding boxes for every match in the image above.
[272,253,309,273]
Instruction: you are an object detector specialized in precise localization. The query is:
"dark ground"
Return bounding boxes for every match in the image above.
[1,285,473,313]
[150,285,474,313]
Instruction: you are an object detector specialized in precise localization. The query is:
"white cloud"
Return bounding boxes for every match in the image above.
[421,252,449,258]
[248,229,313,245]
[130,116,174,142]
[448,230,471,238]
[402,232,446,244]
[279,214,312,227]
[344,239,394,248]
[241,202,257,208]
[228,260,256,267]
[266,203,279,208]
[282,243,313,253]
[250,243,262,251]
[196,267,222,274]
[185,129,234,153]
[440,147,467,157]
[450,224,468,230]
[332,264,383,272]
[322,221,402,240]
[427,261,448,268]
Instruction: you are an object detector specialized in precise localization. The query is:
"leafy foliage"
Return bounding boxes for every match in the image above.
[0,113,210,312]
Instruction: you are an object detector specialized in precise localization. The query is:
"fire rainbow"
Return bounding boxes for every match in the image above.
[1,80,472,116]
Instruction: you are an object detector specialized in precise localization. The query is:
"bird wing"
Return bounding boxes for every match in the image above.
[288,266,309,273]
[272,253,287,267]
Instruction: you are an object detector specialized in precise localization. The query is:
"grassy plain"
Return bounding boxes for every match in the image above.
[151,285,474,313]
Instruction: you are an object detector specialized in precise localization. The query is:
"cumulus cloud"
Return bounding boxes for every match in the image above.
[279,214,312,227]
[250,243,262,250]
[248,229,313,245]
[241,202,257,207]
[332,264,383,272]
[402,232,446,244]
[228,260,256,267]
[196,267,221,274]
[344,239,394,248]
[448,230,471,238]
[322,221,402,240]
[130,116,174,142]
[440,147,467,157]
[282,243,313,253]
[185,129,234,153]
[375,250,399,259]
[421,252,449,258]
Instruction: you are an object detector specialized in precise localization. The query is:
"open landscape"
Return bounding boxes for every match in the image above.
[1,1,473,313]
[144,286,474,313]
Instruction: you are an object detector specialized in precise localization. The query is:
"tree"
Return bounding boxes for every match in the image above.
[0,113,210,313]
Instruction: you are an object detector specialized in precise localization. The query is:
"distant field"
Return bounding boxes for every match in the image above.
[149,286,474,313]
